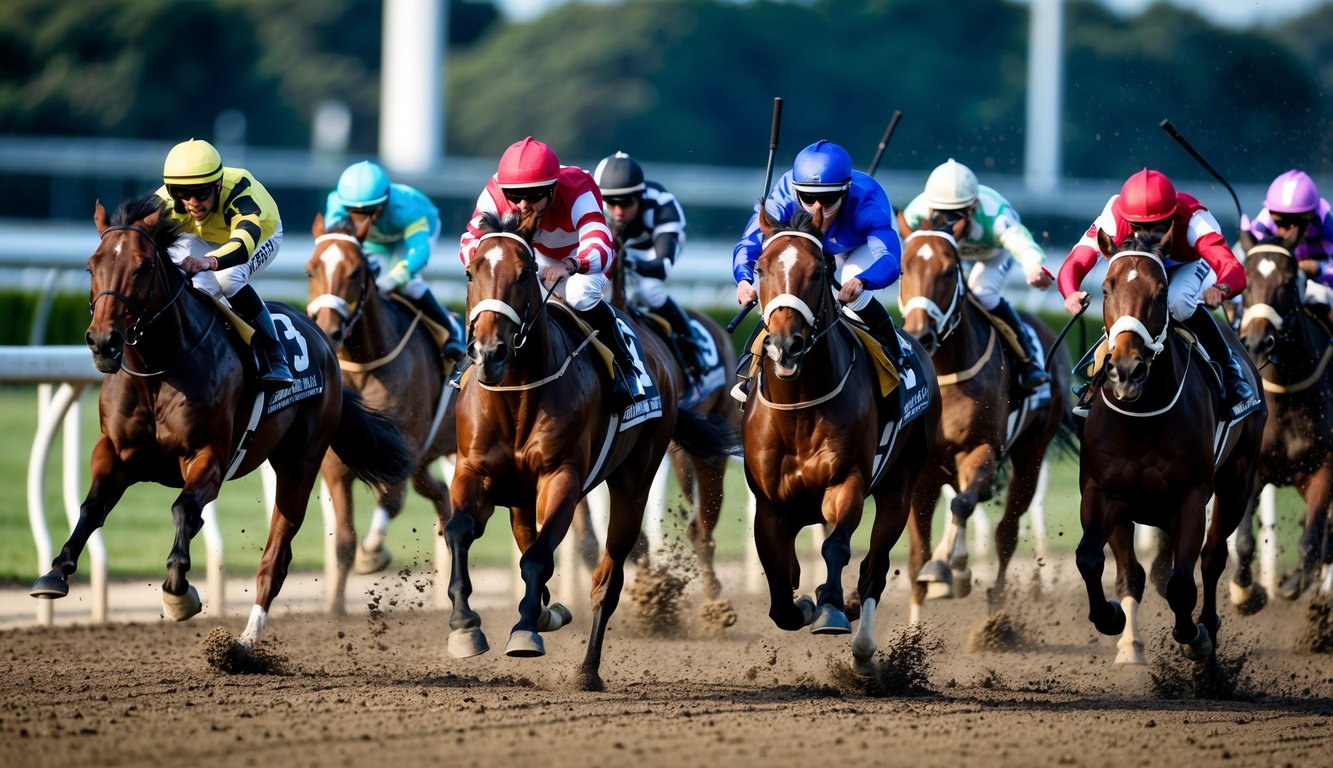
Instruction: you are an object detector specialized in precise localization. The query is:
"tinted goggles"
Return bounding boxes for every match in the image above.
[169,184,216,203]
[603,195,640,208]
[796,189,845,207]
[502,185,555,204]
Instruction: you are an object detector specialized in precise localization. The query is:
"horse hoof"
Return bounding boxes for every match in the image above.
[538,603,573,632]
[505,630,545,658]
[447,627,490,659]
[811,604,852,635]
[916,560,951,584]
[162,585,202,622]
[951,567,974,599]
[851,654,876,677]
[1277,569,1313,601]
[1115,641,1147,665]
[29,572,69,599]
[1180,623,1214,661]
[352,544,392,575]
[1229,580,1267,615]
[1091,599,1126,636]
[925,581,954,600]
[794,596,818,626]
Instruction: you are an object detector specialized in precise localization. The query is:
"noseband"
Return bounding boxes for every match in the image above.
[1105,249,1169,361]
[759,230,840,347]
[898,230,965,341]
[307,232,371,332]
[468,231,545,350]
[1239,243,1299,338]
[91,224,186,346]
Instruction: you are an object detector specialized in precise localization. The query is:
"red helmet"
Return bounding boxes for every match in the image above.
[497,137,560,188]
[1112,168,1178,223]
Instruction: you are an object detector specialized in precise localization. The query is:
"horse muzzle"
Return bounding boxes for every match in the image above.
[763,333,807,379]
[1106,355,1148,401]
[85,328,125,373]
[474,340,511,386]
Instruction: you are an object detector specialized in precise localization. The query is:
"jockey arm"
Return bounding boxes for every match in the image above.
[207,191,269,270]
[631,232,680,279]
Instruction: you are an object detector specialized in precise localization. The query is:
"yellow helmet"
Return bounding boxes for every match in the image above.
[163,139,223,185]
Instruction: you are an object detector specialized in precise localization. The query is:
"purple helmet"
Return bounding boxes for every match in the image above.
[1264,169,1320,214]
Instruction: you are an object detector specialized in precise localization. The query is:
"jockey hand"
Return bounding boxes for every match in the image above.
[1064,290,1089,315]
[180,254,218,274]
[1298,258,1321,277]
[1027,267,1054,290]
[376,262,410,294]
[540,257,578,289]
[836,277,865,304]
[736,280,757,307]
[1202,284,1229,308]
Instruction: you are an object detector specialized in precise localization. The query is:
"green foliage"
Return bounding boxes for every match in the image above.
[0,290,91,345]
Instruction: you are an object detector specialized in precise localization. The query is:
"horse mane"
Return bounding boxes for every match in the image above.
[475,209,540,241]
[110,195,183,256]
[325,217,358,236]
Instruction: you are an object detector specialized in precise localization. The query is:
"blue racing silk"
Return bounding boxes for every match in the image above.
[325,183,441,277]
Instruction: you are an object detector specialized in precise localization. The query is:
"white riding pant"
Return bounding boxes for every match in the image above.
[364,245,430,301]
[834,245,878,312]
[539,253,608,311]
[1302,274,1333,306]
[168,224,284,300]
[625,246,672,309]
[963,251,1014,312]
[1166,259,1215,322]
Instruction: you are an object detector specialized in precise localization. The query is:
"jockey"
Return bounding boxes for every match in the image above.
[733,140,906,381]
[457,136,646,407]
[899,159,1053,391]
[155,138,293,391]
[1244,168,1333,322]
[592,151,706,377]
[1059,168,1260,418]
[325,160,465,361]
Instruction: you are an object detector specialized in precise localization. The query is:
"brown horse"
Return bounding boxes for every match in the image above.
[1235,227,1333,603]
[445,211,735,690]
[602,249,741,603]
[305,214,459,614]
[896,220,1075,607]
[1076,225,1264,664]
[743,207,940,675]
[30,196,413,657]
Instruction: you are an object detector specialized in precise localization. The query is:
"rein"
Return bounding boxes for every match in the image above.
[1105,249,1169,358]
[1098,327,1196,418]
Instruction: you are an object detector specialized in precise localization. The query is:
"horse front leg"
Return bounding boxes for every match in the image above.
[444,467,494,658]
[355,482,406,575]
[1166,488,1212,661]
[1075,488,1126,639]
[753,499,813,631]
[319,453,358,616]
[685,456,727,602]
[989,446,1044,610]
[943,445,999,598]
[852,483,915,675]
[507,470,581,660]
[811,477,867,635]
[31,437,130,598]
[1283,469,1333,599]
[1228,488,1266,613]
[1106,521,1147,664]
[161,448,225,623]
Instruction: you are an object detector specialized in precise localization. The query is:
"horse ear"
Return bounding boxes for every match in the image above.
[94,200,109,234]
[142,206,162,229]
[1158,223,1174,254]
[312,212,325,238]
[1096,227,1115,257]
[757,200,777,239]
[1237,228,1256,253]
[1281,225,1302,253]
[895,209,913,238]
[811,207,826,232]
[353,213,372,242]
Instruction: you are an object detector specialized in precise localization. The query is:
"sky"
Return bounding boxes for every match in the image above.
[491,0,1331,28]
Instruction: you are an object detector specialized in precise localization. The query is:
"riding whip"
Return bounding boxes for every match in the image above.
[1160,119,1243,226]
[865,110,903,177]
[727,96,784,334]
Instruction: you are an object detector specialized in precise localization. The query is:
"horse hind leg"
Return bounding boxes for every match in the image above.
[354,483,407,575]
[577,473,651,692]
[1165,493,1213,662]
[240,469,317,650]
[1228,491,1268,614]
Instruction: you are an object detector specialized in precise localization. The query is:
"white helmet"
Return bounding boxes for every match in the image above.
[925,158,979,210]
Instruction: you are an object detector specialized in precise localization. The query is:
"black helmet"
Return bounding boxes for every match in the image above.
[593,151,645,197]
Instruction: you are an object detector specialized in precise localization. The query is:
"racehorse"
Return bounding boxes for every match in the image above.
[30,196,414,657]
[1076,225,1263,664]
[895,217,1075,607]
[602,245,741,603]
[305,214,458,614]
[743,207,940,675]
[446,210,736,691]
[1235,227,1333,603]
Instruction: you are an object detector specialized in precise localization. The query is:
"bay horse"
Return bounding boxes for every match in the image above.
[446,211,735,691]
[30,196,414,657]
[305,214,458,614]
[896,218,1075,607]
[1235,227,1333,603]
[603,246,741,603]
[744,207,940,675]
[1076,225,1264,664]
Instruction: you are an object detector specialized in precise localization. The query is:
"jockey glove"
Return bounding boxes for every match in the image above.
[376,262,411,294]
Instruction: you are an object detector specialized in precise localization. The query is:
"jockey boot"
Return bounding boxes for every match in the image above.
[1183,305,1259,418]
[230,284,294,391]
[407,288,467,362]
[989,297,1050,392]
[653,296,705,375]
[578,300,647,409]
[855,298,907,367]
[732,322,764,401]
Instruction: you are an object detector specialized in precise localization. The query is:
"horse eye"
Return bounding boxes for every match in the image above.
[465,270,474,283]
[303,269,313,279]
[754,267,764,277]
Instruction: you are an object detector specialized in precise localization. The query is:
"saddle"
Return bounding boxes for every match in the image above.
[546,301,618,379]
[387,293,450,350]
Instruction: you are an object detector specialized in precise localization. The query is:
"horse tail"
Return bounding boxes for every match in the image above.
[671,407,741,465]
[1051,409,1082,462]
[330,388,416,495]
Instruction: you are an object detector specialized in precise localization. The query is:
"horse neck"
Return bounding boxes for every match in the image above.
[125,267,216,371]
[343,289,403,361]
[1271,305,1330,381]
[936,299,994,373]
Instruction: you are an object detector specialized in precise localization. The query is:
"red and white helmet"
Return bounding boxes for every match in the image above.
[1113,168,1178,223]
[497,137,560,188]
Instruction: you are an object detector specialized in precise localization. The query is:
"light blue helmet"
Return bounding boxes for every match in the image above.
[337,161,390,208]
[791,140,852,192]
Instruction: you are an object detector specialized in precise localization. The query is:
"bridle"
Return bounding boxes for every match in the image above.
[306,232,371,335]
[757,230,842,352]
[898,230,965,342]
[467,231,559,352]
[1239,243,1302,344]
[90,225,188,346]
[1104,249,1170,365]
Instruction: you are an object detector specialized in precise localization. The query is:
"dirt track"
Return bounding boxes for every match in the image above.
[2,560,1331,768]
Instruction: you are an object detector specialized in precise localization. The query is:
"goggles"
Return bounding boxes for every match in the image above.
[169,184,216,203]
[502,185,555,204]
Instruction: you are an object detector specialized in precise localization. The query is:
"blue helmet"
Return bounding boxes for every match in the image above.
[337,161,390,208]
[791,141,852,192]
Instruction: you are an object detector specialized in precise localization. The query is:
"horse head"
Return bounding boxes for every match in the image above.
[86,196,184,373]
[1237,226,1304,368]
[464,209,543,385]
[1098,225,1174,402]
[897,215,968,353]
[306,213,374,352]
[754,206,834,379]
